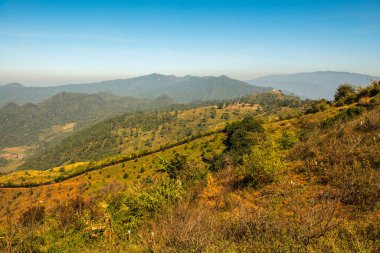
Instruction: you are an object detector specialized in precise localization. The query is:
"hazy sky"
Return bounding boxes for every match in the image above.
[0,0,379,86]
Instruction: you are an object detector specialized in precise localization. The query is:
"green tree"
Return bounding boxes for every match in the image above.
[224,116,264,156]
[306,99,330,114]
[158,153,188,180]
[240,138,283,189]
[334,84,357,104]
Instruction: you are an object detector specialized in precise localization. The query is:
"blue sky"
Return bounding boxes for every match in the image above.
[0,0,379,86]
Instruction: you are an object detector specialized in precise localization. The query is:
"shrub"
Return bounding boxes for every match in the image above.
[141,201,224,252]
[334,84,357,105]
[279,130,299,149]
[54,197,88,233]
[306,99,331,114]
[19,206,45,227]
[320,106,364,128]
[141,176,154,185]
[370,94,380,106]
[357,81,380,99]
[158,153,188,180]
[224,116,264,157]
[239,138,283,189]
[357,97,371,107]
[209,153,228,172]
[345,106,364,117]
[107,180,183,233]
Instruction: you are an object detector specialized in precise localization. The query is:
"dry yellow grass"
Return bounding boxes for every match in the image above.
[38,122,77,143]
[0,133,225,223]
[1,146,32,154]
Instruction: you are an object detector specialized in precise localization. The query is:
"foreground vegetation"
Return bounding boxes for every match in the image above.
[0,82,379,252]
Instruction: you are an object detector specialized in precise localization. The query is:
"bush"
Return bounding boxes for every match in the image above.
[279,130,299,149]
[320,106,364,128]
[224,116,264,157]
[357,81,380,99]
[19,206,45,227]
[370,94,380,106]
[239,138,283,189]
[334,84,357,105]
[107,180,183,233]
[209,153,228,172]
[158,153,188,180]
[306,99,331,114]
[332,81,380,106]
[54,197,88,233]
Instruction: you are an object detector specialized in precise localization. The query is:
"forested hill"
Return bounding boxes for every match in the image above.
[0,74,270,105]
[20,91,304,171]
[158,75,270,102]
[0,92,175,148]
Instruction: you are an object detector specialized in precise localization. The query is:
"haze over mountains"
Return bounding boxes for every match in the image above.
[247,71,379,100]
[2,72,378,107]
[0,74,270,106]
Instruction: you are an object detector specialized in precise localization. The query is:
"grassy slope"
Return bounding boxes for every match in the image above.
[0,133,225,223]
[0,102,342,221]
[19,103,260,171]
[3,102,377,252]
[125,103,379,252]
[0,93,304,224]
[8,92,369,251]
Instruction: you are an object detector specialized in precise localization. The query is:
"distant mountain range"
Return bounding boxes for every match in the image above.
[0,74,270,106]
[247,71,379,100]
[3,71,376,106]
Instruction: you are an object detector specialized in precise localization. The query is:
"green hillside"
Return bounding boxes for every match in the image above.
[20,92,303,171]
[0,92,175,149]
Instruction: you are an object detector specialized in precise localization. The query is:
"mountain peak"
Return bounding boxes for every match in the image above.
[147,73,168,78]
[3,102,19,108]
[201,75,230,80]
[4,82,24,88]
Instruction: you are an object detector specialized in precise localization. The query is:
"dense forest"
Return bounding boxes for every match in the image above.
[0,92,176,148]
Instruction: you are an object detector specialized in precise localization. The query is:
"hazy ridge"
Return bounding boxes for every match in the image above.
[248,71,379,99]
[0,74,270,106]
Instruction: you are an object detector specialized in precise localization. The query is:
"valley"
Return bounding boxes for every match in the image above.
[0,81,379,252]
